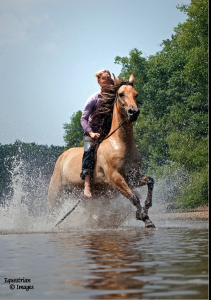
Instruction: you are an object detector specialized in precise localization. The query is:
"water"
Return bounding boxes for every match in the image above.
[0,158,209,299]
[0,227,208,299]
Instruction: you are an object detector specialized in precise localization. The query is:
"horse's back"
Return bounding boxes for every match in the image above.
[49,147,84,187]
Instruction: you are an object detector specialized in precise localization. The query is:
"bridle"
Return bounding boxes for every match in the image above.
[98,82,140,143]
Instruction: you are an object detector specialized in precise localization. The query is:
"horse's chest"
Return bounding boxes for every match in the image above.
[120,151,140,169]
[110,151,141,174]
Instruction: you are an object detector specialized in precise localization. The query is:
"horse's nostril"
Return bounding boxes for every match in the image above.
[128,108,139,115]
[127,109,140,122]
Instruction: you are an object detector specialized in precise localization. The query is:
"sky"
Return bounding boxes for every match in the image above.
[0,0,191,146]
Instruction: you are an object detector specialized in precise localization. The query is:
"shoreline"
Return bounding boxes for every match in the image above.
[164,205,209,220]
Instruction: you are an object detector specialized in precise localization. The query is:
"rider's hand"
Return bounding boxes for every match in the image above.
[89,131,100,139]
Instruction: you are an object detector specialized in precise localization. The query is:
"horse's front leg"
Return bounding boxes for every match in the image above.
[108,170,155,228]
[139,174,155,215]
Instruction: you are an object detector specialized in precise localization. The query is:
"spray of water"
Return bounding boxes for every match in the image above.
[0,154,206,234]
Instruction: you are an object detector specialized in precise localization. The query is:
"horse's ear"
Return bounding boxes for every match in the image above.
[129,74,134,85]
[113,74,121,85]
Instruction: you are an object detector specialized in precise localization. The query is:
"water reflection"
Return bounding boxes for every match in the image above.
[83,231,153,299]
[53,229,208,299]
[0,227,208,299]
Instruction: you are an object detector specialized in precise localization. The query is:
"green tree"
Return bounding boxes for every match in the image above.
[63,110,84,149]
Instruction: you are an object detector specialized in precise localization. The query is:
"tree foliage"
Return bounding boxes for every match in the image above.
[63,110,84,150]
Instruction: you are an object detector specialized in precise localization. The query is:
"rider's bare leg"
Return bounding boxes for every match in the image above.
[84,175,92,198]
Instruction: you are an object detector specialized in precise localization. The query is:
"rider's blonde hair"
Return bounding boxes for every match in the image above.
[94,69,111,79]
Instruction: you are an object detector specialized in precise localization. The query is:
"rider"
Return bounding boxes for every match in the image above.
[80,69,112,198]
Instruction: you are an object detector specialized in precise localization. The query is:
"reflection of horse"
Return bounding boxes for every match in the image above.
[82,230,154,296]
[48,74,155,228]
[53,230,155,298]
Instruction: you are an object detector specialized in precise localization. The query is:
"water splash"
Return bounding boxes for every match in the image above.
[0,152,50,233]
[0,154,207,234]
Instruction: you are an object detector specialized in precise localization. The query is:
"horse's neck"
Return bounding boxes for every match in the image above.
[109,105,135,147]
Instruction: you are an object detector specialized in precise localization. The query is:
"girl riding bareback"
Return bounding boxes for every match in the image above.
[80,69,113,198]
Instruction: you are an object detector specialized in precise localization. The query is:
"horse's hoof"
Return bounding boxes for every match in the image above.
[145,221,156,229]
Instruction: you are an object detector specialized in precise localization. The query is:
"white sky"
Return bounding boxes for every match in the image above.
[0,0,191,146]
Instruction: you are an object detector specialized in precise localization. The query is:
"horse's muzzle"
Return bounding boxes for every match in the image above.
[127,108,140,122]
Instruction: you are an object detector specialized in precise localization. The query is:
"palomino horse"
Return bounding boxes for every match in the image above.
[48,74,155,228]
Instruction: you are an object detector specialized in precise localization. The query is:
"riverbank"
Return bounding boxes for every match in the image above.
[164,205,209,220]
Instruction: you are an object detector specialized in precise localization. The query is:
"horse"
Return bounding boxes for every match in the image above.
[48,74,155,228]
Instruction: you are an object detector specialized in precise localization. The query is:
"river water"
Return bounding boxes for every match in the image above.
[0,203,208,300]
[0,161,209,299]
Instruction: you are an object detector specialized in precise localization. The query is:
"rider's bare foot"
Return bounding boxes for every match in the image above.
[84,183,92,198]
[84,175,92,198]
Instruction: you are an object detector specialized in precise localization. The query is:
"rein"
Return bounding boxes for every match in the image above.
[100,119,128,142]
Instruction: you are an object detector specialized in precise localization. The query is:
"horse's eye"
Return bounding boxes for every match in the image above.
[119,92,124,97]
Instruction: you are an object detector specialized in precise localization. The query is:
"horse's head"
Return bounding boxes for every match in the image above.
[113,74,140,122]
